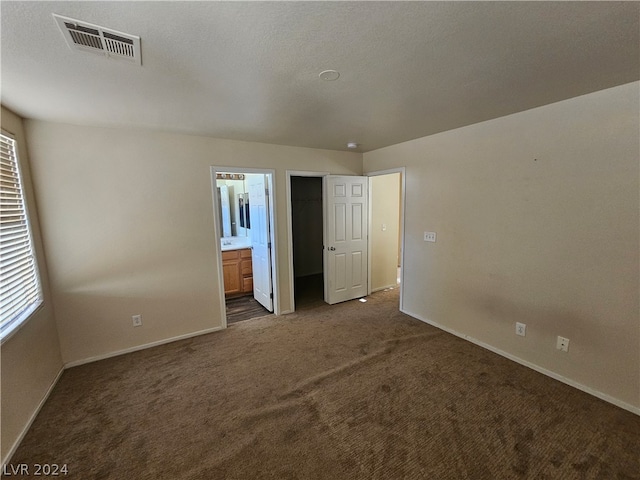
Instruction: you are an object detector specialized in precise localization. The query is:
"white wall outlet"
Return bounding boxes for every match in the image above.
[556,336,569,352]
[424,231,436,242]
[382,223,387,231]
[132,314,143,327]
[515,322,526,336]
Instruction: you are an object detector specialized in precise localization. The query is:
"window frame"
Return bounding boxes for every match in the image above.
[0,129,44,343]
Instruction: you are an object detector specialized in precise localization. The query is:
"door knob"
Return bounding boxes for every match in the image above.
[329,246,336,251]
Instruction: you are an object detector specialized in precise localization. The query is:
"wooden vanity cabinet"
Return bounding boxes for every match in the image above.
[222,248,253,297]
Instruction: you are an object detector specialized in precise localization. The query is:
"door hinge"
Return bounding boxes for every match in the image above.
[270,292,273,299]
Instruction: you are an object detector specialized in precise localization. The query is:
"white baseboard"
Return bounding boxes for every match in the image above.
[65,326,224,368]
[371,284,397,293]
[401,307,640,417]
[2,366,65,466]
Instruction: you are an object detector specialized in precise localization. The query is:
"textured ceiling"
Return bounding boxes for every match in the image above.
[1,1,638,152]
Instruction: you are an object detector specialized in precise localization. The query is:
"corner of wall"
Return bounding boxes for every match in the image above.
[1,105,64,464]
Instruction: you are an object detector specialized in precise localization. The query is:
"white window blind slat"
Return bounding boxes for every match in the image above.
[2,258,34,283]
[0,132,42,340]
[1,233,30,247]
[2,242,31,262]
[2,275,39,304]
[2,243,33,263]
[0,224,29,234]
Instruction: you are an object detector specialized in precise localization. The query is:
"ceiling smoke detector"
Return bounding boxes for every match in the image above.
[53,14,141,65]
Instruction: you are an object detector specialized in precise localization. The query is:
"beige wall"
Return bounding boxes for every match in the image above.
[1,107,63,463]
[24,121,362,365]
[370,173,401,291]
[364,82,640,410]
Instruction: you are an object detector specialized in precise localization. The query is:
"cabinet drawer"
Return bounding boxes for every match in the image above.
[240,248,252,259]
[222,250,239,261]
[243,277,253,292]
[241,260,252,276]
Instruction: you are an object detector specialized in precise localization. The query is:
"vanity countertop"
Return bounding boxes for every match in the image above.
[221,237,251,251]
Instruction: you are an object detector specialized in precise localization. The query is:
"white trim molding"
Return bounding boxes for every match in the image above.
[285,170,330,314]
[211,166,280,320]
[365,167,406,312]
[65,326,224,368]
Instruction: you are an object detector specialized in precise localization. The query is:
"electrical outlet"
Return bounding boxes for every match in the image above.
[515,322,526,336]
[132,314,143,327]
[424,231,436,242]
[556,336,569,352]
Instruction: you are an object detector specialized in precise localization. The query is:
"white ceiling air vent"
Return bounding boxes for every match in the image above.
[53,14,141,65]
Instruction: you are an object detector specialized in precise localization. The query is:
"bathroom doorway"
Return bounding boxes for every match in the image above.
[211,167,278,326]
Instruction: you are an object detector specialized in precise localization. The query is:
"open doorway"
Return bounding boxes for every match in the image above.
[368,169,404,309]
[211,168,278,326]
[286,169,405,313]
[290,176,324,309]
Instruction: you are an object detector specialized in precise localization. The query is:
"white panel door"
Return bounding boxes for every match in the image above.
[323,176,368,305]
[248,175,273,311]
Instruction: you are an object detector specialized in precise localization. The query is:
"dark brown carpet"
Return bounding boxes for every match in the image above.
[5,289,639,479]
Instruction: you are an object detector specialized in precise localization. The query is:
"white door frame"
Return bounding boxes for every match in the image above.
[366,167,406,312]
[211,166,279,328]
[285,170,330,314]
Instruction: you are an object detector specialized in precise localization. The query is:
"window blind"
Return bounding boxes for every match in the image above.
[0,132,42,340]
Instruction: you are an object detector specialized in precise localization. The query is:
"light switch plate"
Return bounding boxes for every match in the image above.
[424,231,436,242]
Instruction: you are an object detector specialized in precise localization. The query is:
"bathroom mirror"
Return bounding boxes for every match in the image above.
[216,175,250,238]
[238,193,250,230]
